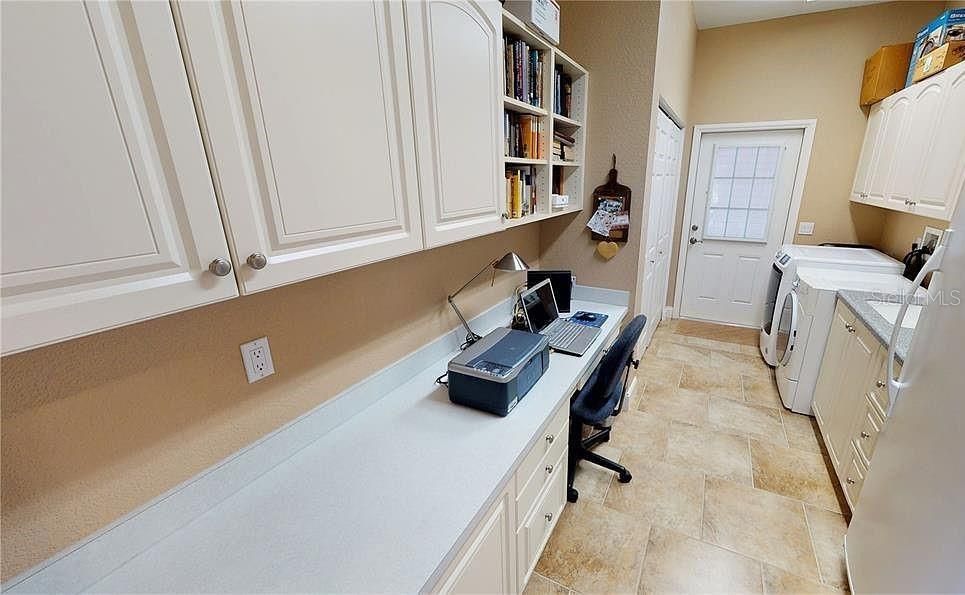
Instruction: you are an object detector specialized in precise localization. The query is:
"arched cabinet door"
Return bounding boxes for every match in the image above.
[1,1,237,355]
[915,65,965,220]
[174,1,425,294]
[406,0,505,248]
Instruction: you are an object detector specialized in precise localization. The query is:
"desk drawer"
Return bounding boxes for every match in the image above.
[516,414,567,527]
[516,401,568,491]
[517,450,566,587]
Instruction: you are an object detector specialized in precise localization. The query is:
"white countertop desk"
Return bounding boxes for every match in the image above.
[5,290,629,594]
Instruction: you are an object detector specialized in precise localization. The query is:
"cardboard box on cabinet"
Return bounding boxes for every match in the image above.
[906,9,965,86]
[912,42,965,83]
[860,44,912,106]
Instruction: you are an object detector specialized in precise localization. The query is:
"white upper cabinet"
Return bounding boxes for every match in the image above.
[406,0,505,248]
[1,1,237,355]
[915,65,965,218]
[174,1,425,294]
[851,103,886,203]
[851,63,965,220]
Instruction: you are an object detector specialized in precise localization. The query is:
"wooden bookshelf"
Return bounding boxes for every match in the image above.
[501,9,588,227]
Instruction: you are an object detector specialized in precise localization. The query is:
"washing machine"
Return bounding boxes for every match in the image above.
[774,267,923,415]
[759,245,903,366]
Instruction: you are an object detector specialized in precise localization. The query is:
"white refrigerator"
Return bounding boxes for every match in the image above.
[845,203,963,593]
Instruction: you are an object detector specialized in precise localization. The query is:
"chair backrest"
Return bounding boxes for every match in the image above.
[571,315,647,425]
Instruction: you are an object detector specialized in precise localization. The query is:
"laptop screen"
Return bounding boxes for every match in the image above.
[522,279,560,333]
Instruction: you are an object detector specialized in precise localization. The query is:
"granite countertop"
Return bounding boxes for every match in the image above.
[837,289,927,364]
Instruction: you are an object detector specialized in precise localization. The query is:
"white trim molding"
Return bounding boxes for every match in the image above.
[671,119,817,319]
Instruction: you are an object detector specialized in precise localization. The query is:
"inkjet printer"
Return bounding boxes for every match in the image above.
[447,328,550,416]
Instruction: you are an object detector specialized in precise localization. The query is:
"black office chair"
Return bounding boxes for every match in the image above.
[567,315,647,503]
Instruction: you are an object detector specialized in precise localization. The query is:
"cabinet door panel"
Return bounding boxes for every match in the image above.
[407,0,504,247]
[437,492,513,595]
[916,65,965,219]
[1,0,237,355]
[887,79,943,208]
[867,95,910,203]
[828,327,880,470]
[852,103,886,201]
[812,302,855,449]
[176,1,424,293]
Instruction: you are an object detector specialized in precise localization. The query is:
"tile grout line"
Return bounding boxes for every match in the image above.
[532,571,574,594]
[632,524,653,594]
[800,500,828,587]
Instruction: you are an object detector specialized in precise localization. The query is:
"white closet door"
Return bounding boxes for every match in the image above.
[1,0,237,355]
[406,0,504,248]
[175,1,424,294]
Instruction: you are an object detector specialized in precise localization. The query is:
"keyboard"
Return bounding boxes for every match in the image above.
[545,320,583,348]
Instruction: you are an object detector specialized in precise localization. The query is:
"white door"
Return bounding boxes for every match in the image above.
[406,0,505,248]
[679,129,804,327]
[174,1,425,294]
[1,0,237,355]
[640,108,683,346]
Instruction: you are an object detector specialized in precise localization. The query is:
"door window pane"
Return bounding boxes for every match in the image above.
[702,144,781,242]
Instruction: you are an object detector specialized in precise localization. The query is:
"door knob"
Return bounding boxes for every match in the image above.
[208,258,232,277]
[691,224,699,231]
[247,252,268,270]
[689,237,703,245]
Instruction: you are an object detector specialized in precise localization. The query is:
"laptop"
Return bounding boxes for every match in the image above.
[520,279,600,356]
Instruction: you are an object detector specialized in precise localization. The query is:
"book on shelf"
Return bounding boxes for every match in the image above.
[504,112,544,159]
[503,35,544,108]
[553,66,572,117]
[505,165,538,219]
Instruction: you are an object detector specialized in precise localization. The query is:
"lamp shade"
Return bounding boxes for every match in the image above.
[493,252,529,272]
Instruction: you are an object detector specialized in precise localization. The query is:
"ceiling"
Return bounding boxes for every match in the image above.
[693,0,892,30]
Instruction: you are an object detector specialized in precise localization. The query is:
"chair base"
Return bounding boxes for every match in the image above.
[567,421,632,503]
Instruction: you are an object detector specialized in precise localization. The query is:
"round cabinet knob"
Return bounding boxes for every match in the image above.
[846,477,856,485]
[544,512,553,522]
[208,258,232,277]
[247,253,268,270]
[545,464,554,474]
[861,431,871,439]
[545,434,555,445]
[876,380,886,388]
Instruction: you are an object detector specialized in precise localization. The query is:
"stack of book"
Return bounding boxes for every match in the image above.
[553,66,572,117]
[504,113,544,159]
[552,130,575,161]
[505,166,537,219]
[504,36,544,107]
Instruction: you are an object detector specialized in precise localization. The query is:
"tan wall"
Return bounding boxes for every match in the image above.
[0,226,540,580]
[539,0,660,311]
[654,0,697,123]
[879,210,950,260]
[667,1,946,305]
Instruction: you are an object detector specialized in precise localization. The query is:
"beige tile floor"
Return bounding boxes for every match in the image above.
[529,320,850,595]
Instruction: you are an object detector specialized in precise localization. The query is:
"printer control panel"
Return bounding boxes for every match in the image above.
[470,360,512,378]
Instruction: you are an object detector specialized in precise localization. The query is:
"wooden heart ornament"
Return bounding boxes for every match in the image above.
[597,241,619,260]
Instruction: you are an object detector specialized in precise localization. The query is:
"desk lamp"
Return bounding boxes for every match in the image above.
[448,252,529,348]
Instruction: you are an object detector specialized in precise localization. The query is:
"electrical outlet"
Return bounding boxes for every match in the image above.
[240,337,275,383]
[798,221,815,236]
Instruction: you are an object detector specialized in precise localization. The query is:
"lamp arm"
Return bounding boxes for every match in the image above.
[448,258,498,301]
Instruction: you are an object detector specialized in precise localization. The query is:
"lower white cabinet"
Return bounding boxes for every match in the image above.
[813,299,900,510]
[0,0,238,355]
[434,401,569,594]
[851,62,965,220]
[174,0,425,294]
[436,490,516,595]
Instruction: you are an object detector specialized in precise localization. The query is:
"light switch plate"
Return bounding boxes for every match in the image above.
[798,221,815,236]
[240,337,275,383]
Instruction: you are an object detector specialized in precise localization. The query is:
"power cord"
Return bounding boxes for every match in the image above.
[435,372,449,387]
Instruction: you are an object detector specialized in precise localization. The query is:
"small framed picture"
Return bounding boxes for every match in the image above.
[922,226,943,252]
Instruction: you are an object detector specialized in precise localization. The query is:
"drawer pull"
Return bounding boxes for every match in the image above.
[845,324,856,334]
[545,434,555,445]
[846,477,856,485]
[544,512,553,522]
[875,380,886,389]
[861,431,871,439]
[545,464,554,474]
